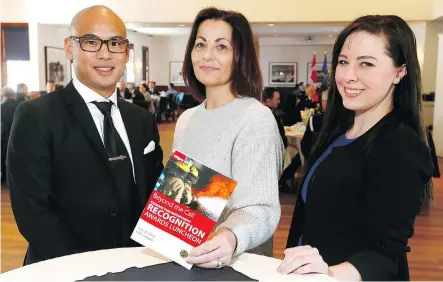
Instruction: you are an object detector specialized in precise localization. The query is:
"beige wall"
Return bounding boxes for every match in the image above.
[433,34,443,157]
[0,0,437,24]
[433,0,443,19]
[30,24,189,90]
[259,40,334,87]
[422,22,443,93]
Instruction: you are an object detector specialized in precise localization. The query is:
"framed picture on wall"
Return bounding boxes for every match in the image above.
[269,62,297,86]
[170,61,185,85]
[44,46,71,86]
[307,62,332,84]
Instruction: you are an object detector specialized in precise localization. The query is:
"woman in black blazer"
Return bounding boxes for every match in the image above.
[278,15,434,281]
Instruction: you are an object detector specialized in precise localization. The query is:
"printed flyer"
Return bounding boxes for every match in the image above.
[131,150,237,269]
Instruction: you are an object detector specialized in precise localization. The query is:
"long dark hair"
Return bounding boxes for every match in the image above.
[305,15,433,211]
[182,7,263,100]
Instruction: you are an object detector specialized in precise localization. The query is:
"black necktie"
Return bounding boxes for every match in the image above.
[91,101,125,159]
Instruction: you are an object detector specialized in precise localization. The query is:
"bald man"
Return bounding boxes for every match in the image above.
[7,6,164,265]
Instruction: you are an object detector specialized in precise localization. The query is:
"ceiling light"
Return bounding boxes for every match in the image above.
[328,34,333,37]
[274,34,279,37]
[178,24,185,27]
[268,24,275,27]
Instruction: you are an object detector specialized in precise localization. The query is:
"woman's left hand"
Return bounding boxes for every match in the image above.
[185,229,237,268]
[277,245,329,275]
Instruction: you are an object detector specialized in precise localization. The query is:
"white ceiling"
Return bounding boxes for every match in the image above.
[126,23,346,37]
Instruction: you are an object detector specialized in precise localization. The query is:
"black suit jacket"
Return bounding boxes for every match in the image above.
[6,82,164,264]
[16,92,27,103]
[130,89,145,101]
[117,88,131,99]
[300,113,324,158]
[268,107,288,148]
[1,99,19,143]
[286,112,433,281]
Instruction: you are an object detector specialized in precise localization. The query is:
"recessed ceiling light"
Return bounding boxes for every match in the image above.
[274,34,279,37]
[268,24,275,27]
[178,24,185,27]
[328,34,333,37]
[333,29,339,32]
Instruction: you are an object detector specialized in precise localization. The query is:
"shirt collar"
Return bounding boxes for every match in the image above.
[73,76,118,106]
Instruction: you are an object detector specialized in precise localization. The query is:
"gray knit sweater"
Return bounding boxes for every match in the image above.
[172,96,283,257]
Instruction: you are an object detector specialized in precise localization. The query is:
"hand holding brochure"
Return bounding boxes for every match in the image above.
[131,150,237,269]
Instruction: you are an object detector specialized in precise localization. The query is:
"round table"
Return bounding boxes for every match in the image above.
[284,126,305,170]
[1,247,336,282]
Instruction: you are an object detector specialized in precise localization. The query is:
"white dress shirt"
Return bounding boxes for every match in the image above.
[73,77,135,180]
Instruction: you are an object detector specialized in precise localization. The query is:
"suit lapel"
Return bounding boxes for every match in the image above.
[118,99,147,203]
[62,82,111,170]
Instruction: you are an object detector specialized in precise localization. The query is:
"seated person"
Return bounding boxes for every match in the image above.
[263,87,288,148]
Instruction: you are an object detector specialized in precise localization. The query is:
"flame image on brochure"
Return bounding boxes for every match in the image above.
[131,150,237,269]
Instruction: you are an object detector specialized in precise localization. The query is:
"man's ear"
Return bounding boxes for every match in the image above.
[64,37,74,60]
[125,46,130,63]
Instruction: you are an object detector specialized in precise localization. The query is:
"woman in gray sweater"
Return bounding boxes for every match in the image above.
[174,7,284,269]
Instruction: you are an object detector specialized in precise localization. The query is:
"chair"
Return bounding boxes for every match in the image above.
[156,97,170,123]
[168,94,178,121]
[133,100,151,112]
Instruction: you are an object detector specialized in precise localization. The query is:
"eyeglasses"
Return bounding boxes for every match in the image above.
[69,36,129,53]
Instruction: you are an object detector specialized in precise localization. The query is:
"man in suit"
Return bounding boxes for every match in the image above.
[7,5,164,265]
[148,81,160,96]
[117,80,130,99]
[40,81,56,95]
[263,88,287,148]
[126,82,145,101]
[16,83,29,103]
[1,87,19,184]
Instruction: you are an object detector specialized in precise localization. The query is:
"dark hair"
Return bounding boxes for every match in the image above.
[54,83,64,91]
[305,15,433,211]
[318,82,328,94]
[169,83,174,88]
[17,83,27,91]
[139,83,148,92]
[263,87,278,101]
[182,7,263,100]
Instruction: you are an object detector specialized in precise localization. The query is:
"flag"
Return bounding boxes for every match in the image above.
[310,54,318,84]
[322,53,328,75]
[321,53,328,84]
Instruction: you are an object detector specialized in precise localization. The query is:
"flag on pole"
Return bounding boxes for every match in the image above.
[321,53,328,84]
[310,54,318,84]
[322,53,328,75]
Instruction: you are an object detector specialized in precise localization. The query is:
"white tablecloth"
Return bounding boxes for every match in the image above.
[284,125,305,170]
[1,247,336,282]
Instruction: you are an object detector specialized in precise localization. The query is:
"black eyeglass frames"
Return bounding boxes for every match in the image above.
[69,36,129,53]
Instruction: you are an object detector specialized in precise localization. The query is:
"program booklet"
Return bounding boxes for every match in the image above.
[131,150,237,269]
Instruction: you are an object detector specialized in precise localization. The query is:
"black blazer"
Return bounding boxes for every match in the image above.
[117,88,131,99]
[15,92,27,103]
[300,113,324,158]
[268,107,288,148]
[130,89,145,101]
[6,82,164,264]
[1,98,19,143]
[286,112,433,281]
